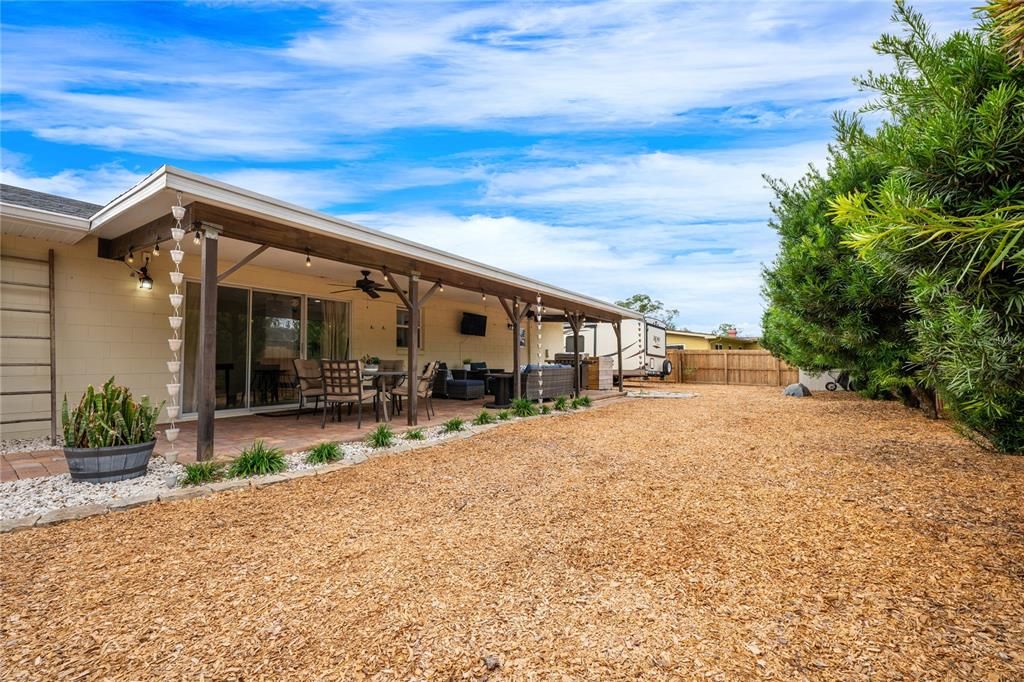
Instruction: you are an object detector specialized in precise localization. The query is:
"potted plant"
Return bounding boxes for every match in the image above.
[361,354,381,372]
[463,357,473,371]
[61,378,163,484]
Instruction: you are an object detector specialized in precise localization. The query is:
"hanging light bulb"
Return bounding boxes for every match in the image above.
[193,231,201,245]
[153,242,160,257]
[305,248,312,267]
[439,281,444,292]
[481,291,487,301]
[127,249,134,264]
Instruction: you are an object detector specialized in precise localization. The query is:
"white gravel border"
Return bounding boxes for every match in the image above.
[1,400,628,531]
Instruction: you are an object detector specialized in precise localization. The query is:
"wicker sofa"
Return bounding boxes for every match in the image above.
[520,364,574,400]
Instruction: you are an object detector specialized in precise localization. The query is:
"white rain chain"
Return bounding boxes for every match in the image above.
[536,294,544,404]
[164,194,187,458]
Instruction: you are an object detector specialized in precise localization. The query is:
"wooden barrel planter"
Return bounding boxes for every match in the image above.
[63,441,156,484]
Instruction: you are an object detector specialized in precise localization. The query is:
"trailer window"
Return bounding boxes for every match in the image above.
[565,335,585,353]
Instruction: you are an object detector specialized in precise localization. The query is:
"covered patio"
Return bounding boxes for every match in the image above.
[84,166,639,464]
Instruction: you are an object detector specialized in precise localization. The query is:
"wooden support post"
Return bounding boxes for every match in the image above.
[511,297,521,399]
[407,273,420,426]
[48,249,56,442]
[566,312,584,397]
[196,225,219,462]
[612,319,623,392]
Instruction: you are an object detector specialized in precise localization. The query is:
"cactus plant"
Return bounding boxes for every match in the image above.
[62,378,162,448]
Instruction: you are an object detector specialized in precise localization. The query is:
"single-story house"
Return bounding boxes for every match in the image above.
[665,328,761,351]
[0,166,640,459]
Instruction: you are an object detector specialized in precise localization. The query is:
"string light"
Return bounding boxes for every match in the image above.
[305,248,312,267]
[193,231,201,245]
[127,249,134,264]
[153,242,160,257]
[439,281,444,292]
[481,292,487,301]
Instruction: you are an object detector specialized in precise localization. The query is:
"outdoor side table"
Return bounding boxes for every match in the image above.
[484,372,514,408]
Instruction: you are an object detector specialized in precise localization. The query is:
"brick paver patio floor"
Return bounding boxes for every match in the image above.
[1,390,620,481]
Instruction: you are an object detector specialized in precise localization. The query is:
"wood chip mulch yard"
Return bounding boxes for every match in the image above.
[2,385,1022,680]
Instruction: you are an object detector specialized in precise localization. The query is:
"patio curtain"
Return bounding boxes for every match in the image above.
[321,299,349,360]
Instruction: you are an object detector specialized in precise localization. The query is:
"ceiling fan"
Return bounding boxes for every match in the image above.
[329,270,399,299]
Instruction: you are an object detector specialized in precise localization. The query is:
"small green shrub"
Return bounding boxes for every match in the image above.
[229,440,287,478]
[442,417,466,433]
[496,410,512,421]
[541,405,552,414]
[404,428,426,440]
[572,395,592,409]
[181,461,223,486]
[473,410,496,425]
[367,423,395,448]
[510,398,539,417]
[553,395,571,411]
[305,441,343,465]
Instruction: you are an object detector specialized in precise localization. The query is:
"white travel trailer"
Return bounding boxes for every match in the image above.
[563,318,672,378]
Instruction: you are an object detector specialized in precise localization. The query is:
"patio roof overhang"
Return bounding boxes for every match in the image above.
[90,166,640,324]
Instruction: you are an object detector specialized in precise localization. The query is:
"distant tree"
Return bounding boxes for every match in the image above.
[615,294,679,327]
[712,323,740,337]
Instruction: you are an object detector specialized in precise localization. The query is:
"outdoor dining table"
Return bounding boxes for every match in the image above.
[362,370,407,422]
[484,372,515,408]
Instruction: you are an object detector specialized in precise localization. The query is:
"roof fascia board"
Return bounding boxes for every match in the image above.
[87,165,170,228]
[0,202,92,233]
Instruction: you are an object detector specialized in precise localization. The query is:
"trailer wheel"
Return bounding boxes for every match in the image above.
[661,359,673,378]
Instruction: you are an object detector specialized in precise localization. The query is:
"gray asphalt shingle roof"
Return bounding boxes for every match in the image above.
[0,184,102,219]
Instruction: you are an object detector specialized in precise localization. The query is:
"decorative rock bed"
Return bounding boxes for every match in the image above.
[0,400,628,531]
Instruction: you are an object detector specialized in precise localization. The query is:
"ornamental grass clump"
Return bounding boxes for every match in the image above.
[496,410,512,421]
[404,428,426,441]
[229,440,287,478]
[62,378,162,448]
[510,398,539,417]
[553,395,571,411]
[442,417,466,433]
[367,423,395,448]
[305,441,343,465]
[181,461,224,486]
[572,395,592,409]
[472,411,496,426]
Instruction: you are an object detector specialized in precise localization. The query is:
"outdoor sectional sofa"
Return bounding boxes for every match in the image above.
[521,364,574,400]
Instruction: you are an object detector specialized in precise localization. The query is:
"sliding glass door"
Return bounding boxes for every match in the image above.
[183,284,249,412]
[182,285,349,414]
[250,291,302,408]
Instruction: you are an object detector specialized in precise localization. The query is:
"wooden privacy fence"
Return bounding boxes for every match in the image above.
[667,349,798,386]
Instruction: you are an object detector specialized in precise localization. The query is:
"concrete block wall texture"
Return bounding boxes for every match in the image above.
[1,234,569,438]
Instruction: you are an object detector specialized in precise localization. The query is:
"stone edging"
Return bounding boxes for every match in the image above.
[0,395,631,534]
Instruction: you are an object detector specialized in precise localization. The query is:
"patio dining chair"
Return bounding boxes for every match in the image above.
[392,360,439,420]
[292,358,323,419]
[321,359,375,429]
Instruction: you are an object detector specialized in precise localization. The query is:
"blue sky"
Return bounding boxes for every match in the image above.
[0,1,976,333]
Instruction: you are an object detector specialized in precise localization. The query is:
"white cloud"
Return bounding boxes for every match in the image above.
[0,1,977,155]
[0,161,146,205]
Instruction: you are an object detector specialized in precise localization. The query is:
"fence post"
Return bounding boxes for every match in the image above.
[776,357,782,386]
[723,350,729,385]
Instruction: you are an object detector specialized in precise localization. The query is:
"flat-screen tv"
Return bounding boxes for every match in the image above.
[460,312,487,337]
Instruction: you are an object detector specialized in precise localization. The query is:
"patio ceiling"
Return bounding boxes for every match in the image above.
[90,166,640,323]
